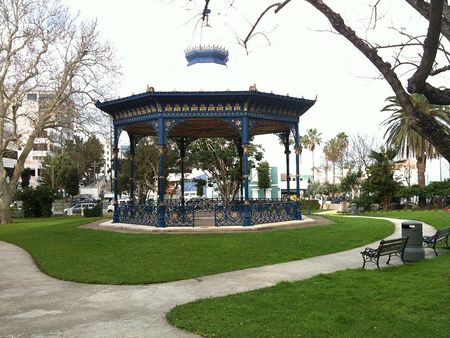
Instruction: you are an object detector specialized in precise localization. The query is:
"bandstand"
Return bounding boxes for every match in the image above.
[96,90,315,227]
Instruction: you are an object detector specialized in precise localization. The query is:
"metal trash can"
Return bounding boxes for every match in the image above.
[350,203,358,215]
[402,221,425,261]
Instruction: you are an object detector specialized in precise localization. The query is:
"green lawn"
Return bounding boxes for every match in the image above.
[167,212,450,338]
[364,210,450,229]
[0,216,393,284]
[167,255,450,338]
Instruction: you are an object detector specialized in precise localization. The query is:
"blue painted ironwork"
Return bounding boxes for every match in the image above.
[96,91,316,228]
[157,117,166,228]
[214,201,298,226]
[250,202,297,225]
[242,116,251,226]
[96,91,315,123]
[166,205,195,227]
[185,45,229,66]
[128,132,136,202]
[283,131,291,195]
[186,198,221,212]
[215,204,245,226]
[294,123,302,220]
[117,204,158,226]
[112,125,122,223]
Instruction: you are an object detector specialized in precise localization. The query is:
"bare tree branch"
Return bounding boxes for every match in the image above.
[303,0,450,161]
[241,1,291,51]
[407,0,444,93]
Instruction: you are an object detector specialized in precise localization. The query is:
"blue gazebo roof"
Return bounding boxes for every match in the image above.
[96,90,315,138]
[185,45,229,66]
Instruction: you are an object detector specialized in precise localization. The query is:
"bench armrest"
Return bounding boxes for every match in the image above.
[361,247,377,256]
[423,235,435,243]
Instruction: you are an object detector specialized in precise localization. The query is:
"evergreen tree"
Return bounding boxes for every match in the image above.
[65,167,80,197]
[20,168,32,189]
[257,161,271,197]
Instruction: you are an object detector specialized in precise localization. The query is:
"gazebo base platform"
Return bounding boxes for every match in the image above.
[97,216,315,234]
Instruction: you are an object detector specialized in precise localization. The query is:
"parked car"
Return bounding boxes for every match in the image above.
[184,191,198,201]
[106,198,130,213]
[64,202,97,215]
[73,194,101,205]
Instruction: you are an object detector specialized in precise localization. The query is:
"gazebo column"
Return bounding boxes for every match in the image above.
[179,138,186,206]
[294,124,302,220]
[112,126,120,223]
[242,117,251,226]
[128,132,136,203]
[157,118,166,228]
[284,131,291,197]
[239,140,243,201]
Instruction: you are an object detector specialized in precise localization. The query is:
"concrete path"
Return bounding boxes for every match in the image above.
[0,217,442,337]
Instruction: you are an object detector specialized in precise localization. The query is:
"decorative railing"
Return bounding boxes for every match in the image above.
[214,204,245,226]
[165,205,195,227]
[250,202,297,225]
[117,204,158,226]
[186,198,221,212]
[117,200,299,227]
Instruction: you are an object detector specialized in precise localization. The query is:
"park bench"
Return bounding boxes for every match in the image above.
[360,237,408,269]
[423,228,450,256]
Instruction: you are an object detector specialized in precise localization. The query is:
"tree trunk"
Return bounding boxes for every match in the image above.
[416,155,427,205]
[311,150,315,181]
[0,173,12,224]
[332,162,336,184]
[416,156,426,187]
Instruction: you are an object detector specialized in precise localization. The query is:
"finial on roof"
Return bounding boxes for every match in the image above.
[146,85,155,93]
[249,83,257,92]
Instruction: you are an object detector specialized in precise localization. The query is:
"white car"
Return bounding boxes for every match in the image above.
[64,203,97,215]
[183,191,198,200]
[106,198,130,213]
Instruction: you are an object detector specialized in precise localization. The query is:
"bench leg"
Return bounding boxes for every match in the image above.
[433,244,438,256]
[376,256,380,269]
[386,254,391,265]
[362,255,367,268]
[400,253,406,265]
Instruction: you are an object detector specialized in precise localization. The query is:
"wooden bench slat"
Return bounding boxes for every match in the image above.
[423,227,450,256]
[361,237,408,269]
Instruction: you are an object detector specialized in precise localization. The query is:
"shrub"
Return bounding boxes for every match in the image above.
[300,199,320,211]
[84,203,102,217]
[16,185,56,217]
[352,193,375,211]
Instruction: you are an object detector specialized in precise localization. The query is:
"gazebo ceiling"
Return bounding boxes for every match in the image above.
[124,118,292,138]
[96,90,316,138]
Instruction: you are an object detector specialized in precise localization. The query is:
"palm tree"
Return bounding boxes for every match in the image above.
[382,94,448,188]
[335,132,349,179]
[302,128,322,181]
[323,137,340,184]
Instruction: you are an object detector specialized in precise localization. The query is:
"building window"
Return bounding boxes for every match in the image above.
[33,143,48,151]
[27,93,37,101]
[4,149,18,160]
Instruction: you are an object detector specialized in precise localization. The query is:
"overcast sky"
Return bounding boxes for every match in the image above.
[64,0,449,182]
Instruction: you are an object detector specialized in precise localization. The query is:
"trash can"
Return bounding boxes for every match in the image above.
[350,203,358,215]
[402,221,425,261]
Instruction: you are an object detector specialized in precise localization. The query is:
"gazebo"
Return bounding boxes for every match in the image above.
[96,89,315,227]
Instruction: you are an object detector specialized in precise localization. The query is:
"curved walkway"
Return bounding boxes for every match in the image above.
[0,217,441,337]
